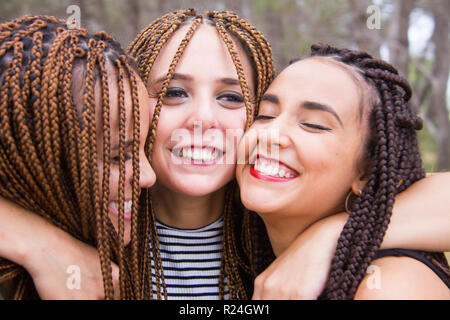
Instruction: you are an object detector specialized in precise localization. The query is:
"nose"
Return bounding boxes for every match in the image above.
[185,96,219,132]
[256,119,291,156]
[139,154,156,189]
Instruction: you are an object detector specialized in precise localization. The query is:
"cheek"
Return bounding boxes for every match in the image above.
[148,98,157,120]
[295,135,333,172]
[221,108,247,129]
[153,108,185,146]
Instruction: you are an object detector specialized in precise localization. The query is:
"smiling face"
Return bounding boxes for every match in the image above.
[147,23,255,197]
[236,57,371,223]
[92,63,156,243]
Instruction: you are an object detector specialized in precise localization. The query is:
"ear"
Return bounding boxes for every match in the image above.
[351,179,365,196]
[351,159,373,195]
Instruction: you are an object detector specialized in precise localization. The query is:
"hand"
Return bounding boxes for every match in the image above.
[0,196,119,300]
[25,227,120,300]
[252,213,347,300]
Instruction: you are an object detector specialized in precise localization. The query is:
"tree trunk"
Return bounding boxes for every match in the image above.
[430,0,450,171]
[388,0,413,78]
[127,0,140,42]
[347,0,382,57]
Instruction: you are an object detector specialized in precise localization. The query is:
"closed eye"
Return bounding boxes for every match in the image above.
[111,153,132,163]
[254,115,275,121]
[301,123,331,131]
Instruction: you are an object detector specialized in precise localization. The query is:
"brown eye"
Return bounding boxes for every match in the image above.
[165,87,188,99]
[217,93,243,103]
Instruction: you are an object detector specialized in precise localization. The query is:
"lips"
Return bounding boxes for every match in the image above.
[249,154,300,182]
[171,145,224,165]
[108,200,133,221]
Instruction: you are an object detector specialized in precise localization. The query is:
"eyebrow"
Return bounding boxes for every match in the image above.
[301,101,343,127]
[219,78,241,86]
[261,94,343,127]
[153,73,193,85]
[111,140,134,151]
[153,73,241,86]
[261,93,279,104]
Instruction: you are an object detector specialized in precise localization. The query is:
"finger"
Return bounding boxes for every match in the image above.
[111,263,120,300]
[252,289,260,300]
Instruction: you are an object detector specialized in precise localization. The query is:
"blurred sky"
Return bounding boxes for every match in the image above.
[408,8,450,106]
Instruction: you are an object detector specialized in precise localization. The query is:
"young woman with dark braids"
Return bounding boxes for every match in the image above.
[0,15,156,299]
[237,43,450,299]
[1,11,449,300]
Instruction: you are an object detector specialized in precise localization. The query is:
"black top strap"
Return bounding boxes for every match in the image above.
[375,248,450,289]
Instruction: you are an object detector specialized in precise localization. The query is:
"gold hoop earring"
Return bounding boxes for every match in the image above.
[345,190,362,213]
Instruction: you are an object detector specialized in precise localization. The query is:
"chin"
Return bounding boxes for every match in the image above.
[239,187,279,214]
[109,215,132,245]
[184,178,232,197]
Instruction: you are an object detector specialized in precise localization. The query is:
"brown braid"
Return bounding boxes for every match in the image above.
[128,9,274,299]
[251,43,449,299]
[0,16,146,299]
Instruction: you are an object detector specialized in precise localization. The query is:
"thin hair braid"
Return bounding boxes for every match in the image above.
[126,57,143,298]
[215,20,253,130]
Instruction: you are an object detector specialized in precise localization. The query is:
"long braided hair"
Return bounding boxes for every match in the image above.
[128,8,274,299]
[253,43,449,299]
[0,16,148,299]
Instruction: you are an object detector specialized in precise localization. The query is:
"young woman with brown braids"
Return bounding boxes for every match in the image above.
[0,9,273,300]
[236,44,450,299]
[1,10,449,300]
[0,15,156,299]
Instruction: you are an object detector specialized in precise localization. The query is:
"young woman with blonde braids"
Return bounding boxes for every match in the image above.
[0,15,156,299]
[1,10,449,300]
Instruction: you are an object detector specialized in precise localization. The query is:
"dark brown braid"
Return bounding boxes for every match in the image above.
[0,16,146,299]
[128,9,274,299]
[304,43,448,299]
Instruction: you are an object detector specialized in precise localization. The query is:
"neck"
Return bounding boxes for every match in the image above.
[260,214,314,257]
[152,182,226,229]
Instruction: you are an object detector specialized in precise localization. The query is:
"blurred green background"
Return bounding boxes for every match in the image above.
[0,0,448,281]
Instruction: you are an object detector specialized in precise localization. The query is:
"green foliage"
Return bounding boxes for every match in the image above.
[418,123,437,172]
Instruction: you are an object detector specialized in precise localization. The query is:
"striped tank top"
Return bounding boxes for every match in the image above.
[150,216,229,299]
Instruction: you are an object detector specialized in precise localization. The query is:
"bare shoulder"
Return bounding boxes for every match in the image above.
[354,255,450,300]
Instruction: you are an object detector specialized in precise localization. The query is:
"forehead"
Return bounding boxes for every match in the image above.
[269,58,361,116]
[148,23,249,82]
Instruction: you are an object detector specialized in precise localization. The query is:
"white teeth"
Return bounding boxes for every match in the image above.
[254,160,296,178]
[110,200,132,212]
[202,149,210,161]
[178,147,218,162]
[193,149,200,160]
[124,200,132,212]
[260,164,266,173]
